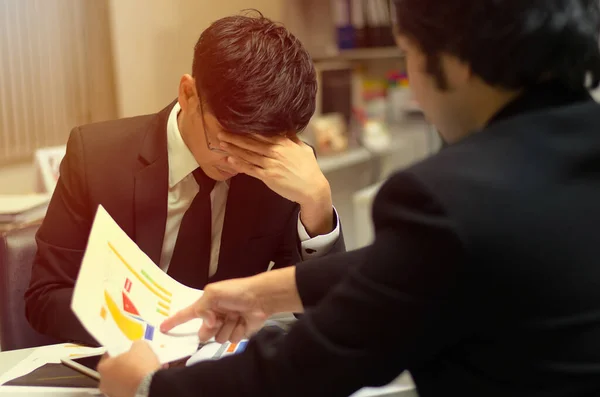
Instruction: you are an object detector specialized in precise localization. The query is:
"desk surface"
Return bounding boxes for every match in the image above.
[0,345,418,397]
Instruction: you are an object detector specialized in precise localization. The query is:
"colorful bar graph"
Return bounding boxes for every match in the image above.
[104,290,144,341]
[157,308,169,317]
[140,269,172,297]
[107,242,172,304]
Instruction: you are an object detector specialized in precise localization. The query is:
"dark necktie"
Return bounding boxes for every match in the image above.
[168,167,216,289]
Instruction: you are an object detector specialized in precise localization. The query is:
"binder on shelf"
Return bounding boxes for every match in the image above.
[364,0,395,47]
[332,0,354,50]
[380,0,396,46]
[350,0,366,48]
[363,0,373,47]
[365,0,381,47]
[389,0,399,31]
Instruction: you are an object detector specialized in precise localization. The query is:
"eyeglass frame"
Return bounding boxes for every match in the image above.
[197,99,229,155]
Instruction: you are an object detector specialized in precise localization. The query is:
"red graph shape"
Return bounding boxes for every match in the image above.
[122,291,140,316]
[124,278,132,293]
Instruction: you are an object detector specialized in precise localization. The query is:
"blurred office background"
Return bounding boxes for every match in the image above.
[1,0,598,249]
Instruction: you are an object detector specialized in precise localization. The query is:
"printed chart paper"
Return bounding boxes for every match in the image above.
[72,205,204,363]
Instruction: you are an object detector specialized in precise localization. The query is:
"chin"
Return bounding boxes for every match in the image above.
[211,166,238,180]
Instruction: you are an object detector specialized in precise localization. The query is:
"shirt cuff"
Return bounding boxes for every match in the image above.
[135,370,157,397]
[297,206,340,260]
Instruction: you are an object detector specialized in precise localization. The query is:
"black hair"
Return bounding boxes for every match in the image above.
[192,10,316,135]
[393,0,600,90]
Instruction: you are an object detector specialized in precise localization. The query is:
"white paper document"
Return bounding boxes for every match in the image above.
[0,344,105,387]
[72,205,205,363]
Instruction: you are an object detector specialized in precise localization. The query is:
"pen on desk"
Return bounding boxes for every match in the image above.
[38,375,86,381]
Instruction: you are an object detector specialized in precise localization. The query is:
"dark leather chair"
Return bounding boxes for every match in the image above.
[0,222,59,351]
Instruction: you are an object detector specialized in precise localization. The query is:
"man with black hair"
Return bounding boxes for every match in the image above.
[99,1,600,396]
[25,12,344,347]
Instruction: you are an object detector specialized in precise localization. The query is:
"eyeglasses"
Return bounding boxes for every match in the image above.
[198,99,229,155]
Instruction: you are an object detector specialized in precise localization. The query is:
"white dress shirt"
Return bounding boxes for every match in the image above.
[158,103,340,277]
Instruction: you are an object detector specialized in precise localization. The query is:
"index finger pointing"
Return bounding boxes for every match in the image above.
[160,305,200,333]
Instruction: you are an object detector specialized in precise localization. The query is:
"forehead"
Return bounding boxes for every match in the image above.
[201,108,227,135]
[203,110,294,138]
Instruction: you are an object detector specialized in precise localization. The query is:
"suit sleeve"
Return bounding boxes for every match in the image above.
[270,205,303,270]
[149,171,467,397]
[272,205,347,269]
[24,127,98,346]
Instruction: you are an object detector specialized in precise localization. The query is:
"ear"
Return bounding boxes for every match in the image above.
[441,54,472,90]
[178,74,197,113]
[396,34,428,76]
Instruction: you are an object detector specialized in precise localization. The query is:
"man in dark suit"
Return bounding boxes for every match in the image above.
[25,12,344,347]
[97,1,600,397]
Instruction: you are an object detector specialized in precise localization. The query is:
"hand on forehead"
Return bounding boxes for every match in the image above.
[218,130,298,149]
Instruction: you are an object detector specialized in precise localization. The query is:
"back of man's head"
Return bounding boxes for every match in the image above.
[192,10,316,136]
[393,0,600,91]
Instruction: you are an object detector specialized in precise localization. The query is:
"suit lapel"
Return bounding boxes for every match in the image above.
[213,174,264,280]
[133,102,173,265]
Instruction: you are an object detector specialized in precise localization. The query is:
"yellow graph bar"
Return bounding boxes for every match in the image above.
[141,269,173,297]
[104,291,144,341]
[107,242,172,304]
[157,308,169,317]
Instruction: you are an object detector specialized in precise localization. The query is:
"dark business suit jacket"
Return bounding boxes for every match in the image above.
[149,82,600,397]
[25,102,345,346]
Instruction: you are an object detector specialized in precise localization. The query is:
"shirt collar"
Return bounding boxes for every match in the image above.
[167,102,200,188]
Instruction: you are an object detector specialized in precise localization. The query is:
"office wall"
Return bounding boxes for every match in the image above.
[0,0,116,194]
[107,1,288,118]
[0,163,35,194]
[0,0,116,165]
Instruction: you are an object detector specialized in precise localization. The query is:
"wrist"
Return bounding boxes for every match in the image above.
[252,267,303,315]
[135,370,157,397]
[299,179,334,237]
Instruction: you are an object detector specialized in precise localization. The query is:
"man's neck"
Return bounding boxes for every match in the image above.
[176,107,195,157]
[450,85,522,143]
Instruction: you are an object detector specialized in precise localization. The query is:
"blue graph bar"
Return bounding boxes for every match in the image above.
[144,324,155,341]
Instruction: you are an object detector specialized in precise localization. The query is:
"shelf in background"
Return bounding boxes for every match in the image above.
[317,146,371,174]
[316,119,433,174]
[313,47,404,62]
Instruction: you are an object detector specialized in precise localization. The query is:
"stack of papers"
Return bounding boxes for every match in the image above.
[72,206,205,363]
[0,344,105,387]
[0,194,50,225]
